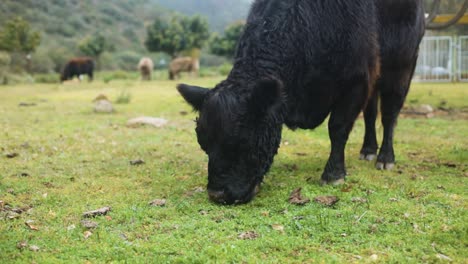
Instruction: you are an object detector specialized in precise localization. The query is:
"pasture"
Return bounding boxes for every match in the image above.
[1,78,467,262]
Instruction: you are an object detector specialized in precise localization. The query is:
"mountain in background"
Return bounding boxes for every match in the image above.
[151,0,251,31]
[0,0,251,72]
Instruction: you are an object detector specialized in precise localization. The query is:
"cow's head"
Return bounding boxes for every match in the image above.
[177,78,284,205]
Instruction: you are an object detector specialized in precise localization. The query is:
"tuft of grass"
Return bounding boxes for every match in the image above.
[0,80,466,263]
[115,90,132,104]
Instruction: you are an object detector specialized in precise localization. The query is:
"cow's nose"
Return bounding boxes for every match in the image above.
[208,189,227,204]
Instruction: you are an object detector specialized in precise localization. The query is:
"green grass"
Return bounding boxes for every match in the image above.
[1,80,467,263]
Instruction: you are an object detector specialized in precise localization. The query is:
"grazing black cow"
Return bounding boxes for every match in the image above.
[60,57,95,82]
[178,0,425,205]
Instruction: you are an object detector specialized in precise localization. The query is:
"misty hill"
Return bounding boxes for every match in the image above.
[151,0,251,31]
[0,0,251,73]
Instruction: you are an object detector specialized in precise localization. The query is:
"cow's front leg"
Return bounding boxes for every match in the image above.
[321,82,367,185]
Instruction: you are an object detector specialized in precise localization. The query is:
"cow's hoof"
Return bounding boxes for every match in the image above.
[360,153,376,161]
[320,178,345,186]
[376,162,395,170]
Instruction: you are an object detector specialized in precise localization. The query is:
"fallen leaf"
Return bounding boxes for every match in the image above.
[238,231,259,240]
[179,111,188,115]
[389,198,398,202]
[81,220,98,229]
[351,197,367,203]
[288,188,310,205]
[271,224,284,232]
[436,253,452,261]
[105,215,112,221]
[25,220,39,231]
[29,245,40,252]
[314,195,339,206]
[340,184,353,192]
[149,199,166,207]
[82,206,111,218]
[261,211,269,217]
[370,254,378,261]
[130,159,145,166]
[67,224,76,231]
[84,231,93,239]
[18,102,37,107]
[199,210,208,215]
[6,153,19,158]
[16,241,28,250]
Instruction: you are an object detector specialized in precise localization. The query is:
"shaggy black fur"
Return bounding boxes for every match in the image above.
[178,0,425,205]
[60,57,94,82]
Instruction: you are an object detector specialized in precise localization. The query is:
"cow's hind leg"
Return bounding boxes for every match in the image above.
[321,79,368,185]
[376,60,416,170]
[360,91,378,161]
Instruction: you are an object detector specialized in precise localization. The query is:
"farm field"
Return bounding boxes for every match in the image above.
[1,79,467,263]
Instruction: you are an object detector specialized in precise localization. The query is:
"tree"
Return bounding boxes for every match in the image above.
[145,15,210,58]
[0,17,41,53]
[210,21,245,59]
[79,34,109,59]
[0,16,41,72]
[78,34,112,69]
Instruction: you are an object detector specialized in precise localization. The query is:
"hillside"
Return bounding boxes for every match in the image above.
[151,0,251,31]
[0,0,251,73]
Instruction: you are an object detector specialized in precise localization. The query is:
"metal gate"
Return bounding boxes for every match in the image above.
[459,36,468,82]
[414,36,453,82]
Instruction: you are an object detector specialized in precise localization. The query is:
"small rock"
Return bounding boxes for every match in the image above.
[179,111,188,115]
[389,198,398,202]
[149,199,166,207]
[94,100,114,113]
[67,224,76,231]
[415,104,433,114]
[127,116,168,128]
[81,220,98,229]
[370,254,378,261]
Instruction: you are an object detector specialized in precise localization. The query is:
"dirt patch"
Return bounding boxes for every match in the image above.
[400,107,468,120]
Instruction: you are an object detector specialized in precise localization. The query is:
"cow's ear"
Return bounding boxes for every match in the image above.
[249,78,284,115]
[177,84,209,111]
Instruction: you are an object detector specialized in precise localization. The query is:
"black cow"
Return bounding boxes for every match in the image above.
[60,57,95,82]
[178,0,425,205]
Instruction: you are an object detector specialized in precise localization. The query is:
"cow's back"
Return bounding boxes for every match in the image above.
[234,0,380,129]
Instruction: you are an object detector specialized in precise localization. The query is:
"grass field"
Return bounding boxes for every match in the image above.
[1,79,467,263]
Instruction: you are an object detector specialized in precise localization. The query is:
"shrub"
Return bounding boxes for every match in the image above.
[115,90,132,104]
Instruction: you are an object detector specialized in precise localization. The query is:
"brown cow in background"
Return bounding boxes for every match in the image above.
[60,57,94,82]
[168,57,199,80]
[138,57,154,81]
